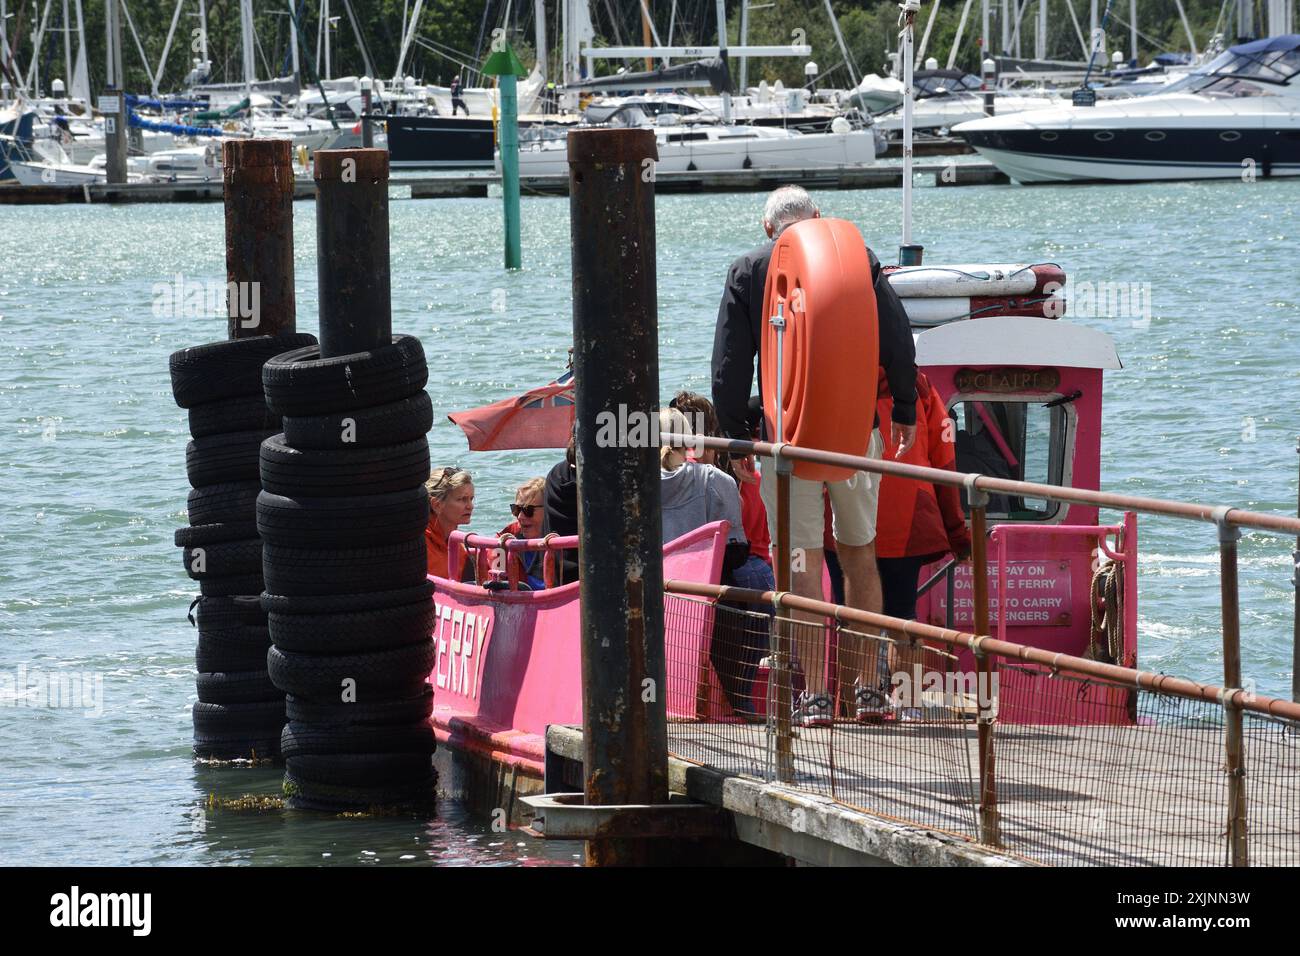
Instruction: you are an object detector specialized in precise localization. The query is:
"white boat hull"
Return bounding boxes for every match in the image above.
[9,160,105,186]
[967,144,1298,183]
[515,129,877,177]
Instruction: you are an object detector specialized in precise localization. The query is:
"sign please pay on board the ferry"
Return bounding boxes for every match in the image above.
[934,561,1073,627]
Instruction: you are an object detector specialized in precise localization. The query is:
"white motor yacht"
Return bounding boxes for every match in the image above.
[868,68,1062,135]
[953,35,1300,182]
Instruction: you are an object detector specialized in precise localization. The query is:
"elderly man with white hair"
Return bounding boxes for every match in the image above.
[711,184,918,728]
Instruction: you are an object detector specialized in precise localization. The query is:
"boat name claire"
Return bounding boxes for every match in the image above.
[954,366,1060,393]
[433,605,489,699]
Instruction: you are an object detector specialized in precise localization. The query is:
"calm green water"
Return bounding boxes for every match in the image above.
[1,176,1297,865]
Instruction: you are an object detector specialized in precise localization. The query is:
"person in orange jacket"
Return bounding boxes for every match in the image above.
[874,369,971,716]
[426,466,475,580]
[875,368,972,619]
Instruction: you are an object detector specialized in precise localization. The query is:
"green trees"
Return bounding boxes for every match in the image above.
[0,1,1258,99]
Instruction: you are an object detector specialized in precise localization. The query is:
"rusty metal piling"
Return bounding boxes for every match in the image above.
[968,480,1001,847]
[1216,508,1249,866]
[773,461,795,784]
[1293,437,1299,704]
[223,139,296,339]
[312,149,392,358]
[568,128,668,866]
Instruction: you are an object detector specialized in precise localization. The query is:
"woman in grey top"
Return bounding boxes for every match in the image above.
[658,407,748,553]
[659,407,773,718]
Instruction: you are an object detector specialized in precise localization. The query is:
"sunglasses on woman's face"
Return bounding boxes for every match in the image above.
[511,503,541,518]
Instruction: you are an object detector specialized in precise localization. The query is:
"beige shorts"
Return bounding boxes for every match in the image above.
[759,429,884,552]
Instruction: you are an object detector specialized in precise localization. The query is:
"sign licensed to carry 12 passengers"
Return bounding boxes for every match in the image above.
[936,561,1073,627]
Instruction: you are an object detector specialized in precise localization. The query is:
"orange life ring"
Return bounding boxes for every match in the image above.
[760,217,879,481]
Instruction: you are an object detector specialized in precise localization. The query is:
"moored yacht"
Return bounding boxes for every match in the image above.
[863,68,1062,136]
[953,35,1300,183]
[511,104,877,177]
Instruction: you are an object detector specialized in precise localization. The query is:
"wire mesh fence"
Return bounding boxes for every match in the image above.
[991,672,1230,866]
[662,591,1300,867]
[1241,710,1300,867]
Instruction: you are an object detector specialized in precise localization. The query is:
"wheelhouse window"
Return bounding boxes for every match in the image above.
[949,398,1071,521]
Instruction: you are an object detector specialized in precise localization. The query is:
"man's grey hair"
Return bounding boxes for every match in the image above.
[762,185,818,237]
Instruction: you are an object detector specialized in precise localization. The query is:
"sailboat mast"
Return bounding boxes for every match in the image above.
[394,0,424,83]
[714,0,731,122]
[155,0,185,98]
[823,0,859,88]
[641,0,653,71]
[287,0,299,82]
[72,0,88,102]
[1037,0,1047,62]
[240,0,255,95]
[62,0,71,88]
[738,0,747,89]
[196,0,207,62]
[917,0,941,65]
[324,0,331,80]
[948,0,973,69]
[534,0,546,79]
[1174,0,1198,57]
[28,0,55,96]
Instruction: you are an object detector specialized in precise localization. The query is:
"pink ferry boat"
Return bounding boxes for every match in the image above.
[427,303,1138,817]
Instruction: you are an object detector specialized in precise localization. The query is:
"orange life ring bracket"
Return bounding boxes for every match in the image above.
[760,218,879,482]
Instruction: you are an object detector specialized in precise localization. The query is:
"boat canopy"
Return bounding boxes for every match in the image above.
[568,57,732,95]
[913,69,983,97]
[1164,33,1300,94]
[916,318,1122,370]
[1213,34,1300,82]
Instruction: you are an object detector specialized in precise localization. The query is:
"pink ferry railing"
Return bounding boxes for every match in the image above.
[448,531,579,590]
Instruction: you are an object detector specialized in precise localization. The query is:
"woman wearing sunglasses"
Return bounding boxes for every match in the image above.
[498,477,547,590]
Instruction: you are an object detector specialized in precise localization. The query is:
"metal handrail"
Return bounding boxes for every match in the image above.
[658,428,1299,861]
[661,432,1300,536]
[916,555,958,598]
[663,579,1300,723]
[448,531,579,590]
[455,531,579,552]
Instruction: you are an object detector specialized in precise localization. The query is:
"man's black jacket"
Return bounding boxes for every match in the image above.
[711,239,917,441]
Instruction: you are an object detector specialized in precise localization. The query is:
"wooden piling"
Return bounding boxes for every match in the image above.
[222,139,296,340]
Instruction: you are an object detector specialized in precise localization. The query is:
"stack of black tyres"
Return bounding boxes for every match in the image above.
[258,334,438,811]
[169,332,318,759]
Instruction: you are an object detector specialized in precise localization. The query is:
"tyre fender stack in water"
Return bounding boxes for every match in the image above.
[169,332,319,759]
[258,334,438,811]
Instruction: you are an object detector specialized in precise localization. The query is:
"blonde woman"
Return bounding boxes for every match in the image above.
[497,476,547,589]
[425,466,474,579]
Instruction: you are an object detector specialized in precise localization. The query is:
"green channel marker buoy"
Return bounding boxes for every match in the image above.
[483,44,528,270]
